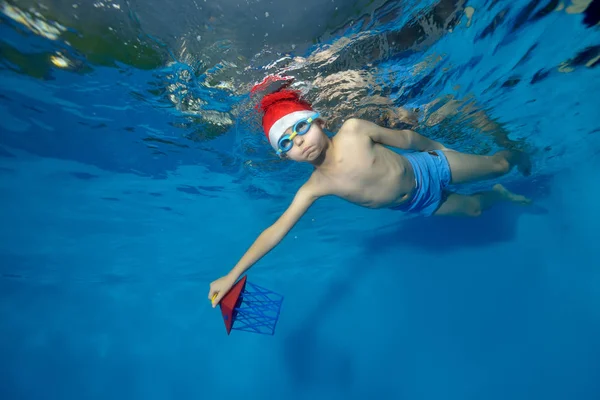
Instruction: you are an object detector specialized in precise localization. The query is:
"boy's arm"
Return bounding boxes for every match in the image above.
[224,179,321,282]
[347,118,448,152]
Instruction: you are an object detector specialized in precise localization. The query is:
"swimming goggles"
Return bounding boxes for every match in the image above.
[277,112,320,155]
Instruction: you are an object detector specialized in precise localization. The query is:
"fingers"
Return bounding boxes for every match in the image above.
[211,292,218,308]
[211,292,222,308]
[209,285,222,308]
[208,276,234,308]
[208,284,220,306]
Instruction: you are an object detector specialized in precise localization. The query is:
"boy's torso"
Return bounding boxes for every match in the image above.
[313,128,416,209]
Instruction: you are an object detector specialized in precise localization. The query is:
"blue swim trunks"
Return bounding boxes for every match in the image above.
[390,150,452,216]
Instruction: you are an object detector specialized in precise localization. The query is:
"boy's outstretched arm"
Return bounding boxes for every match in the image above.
[208,178,322,307]
[346,118,448,152]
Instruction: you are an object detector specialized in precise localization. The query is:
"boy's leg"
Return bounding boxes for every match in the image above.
[434,185,531,217]
[442,149,531,185]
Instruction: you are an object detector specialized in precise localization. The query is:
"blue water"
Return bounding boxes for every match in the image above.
[1,0,600,399]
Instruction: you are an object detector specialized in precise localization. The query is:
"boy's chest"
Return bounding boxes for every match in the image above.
[324,142,397,201]
[327,140,402,207]
[334,137,378,177]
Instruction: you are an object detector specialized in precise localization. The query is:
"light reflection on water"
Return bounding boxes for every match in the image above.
[0,0,598,184]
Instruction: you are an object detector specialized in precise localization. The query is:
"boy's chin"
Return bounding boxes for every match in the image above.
[289,148,321,162]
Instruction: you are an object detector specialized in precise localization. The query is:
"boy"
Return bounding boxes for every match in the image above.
[208,89,531,307]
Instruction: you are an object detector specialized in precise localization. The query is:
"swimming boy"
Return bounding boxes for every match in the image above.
[208,89,531,306]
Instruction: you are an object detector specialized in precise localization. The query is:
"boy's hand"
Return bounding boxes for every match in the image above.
[208,274,237,308]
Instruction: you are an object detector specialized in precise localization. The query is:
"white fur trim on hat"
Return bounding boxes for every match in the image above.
[268,110,316,150]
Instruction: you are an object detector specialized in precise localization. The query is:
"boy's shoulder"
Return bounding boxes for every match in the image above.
[337,117,369,134]
[333,118,374,146]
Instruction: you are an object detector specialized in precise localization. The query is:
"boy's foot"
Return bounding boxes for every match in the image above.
[493,184,532,205]
[499,149,532,176]
[512,150,532,176]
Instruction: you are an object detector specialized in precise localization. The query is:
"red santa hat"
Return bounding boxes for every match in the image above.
[251,75,316,151]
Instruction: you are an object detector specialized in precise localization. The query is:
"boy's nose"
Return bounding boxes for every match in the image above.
[294,135,304,146]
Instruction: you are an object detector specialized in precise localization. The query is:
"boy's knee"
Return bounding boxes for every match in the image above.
[465,200,482,217]
[492,154,510,174]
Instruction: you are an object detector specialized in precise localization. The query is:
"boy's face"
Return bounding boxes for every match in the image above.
[281,118,327,162]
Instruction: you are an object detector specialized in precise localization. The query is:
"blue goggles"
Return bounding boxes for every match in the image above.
[277,112,320,155]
